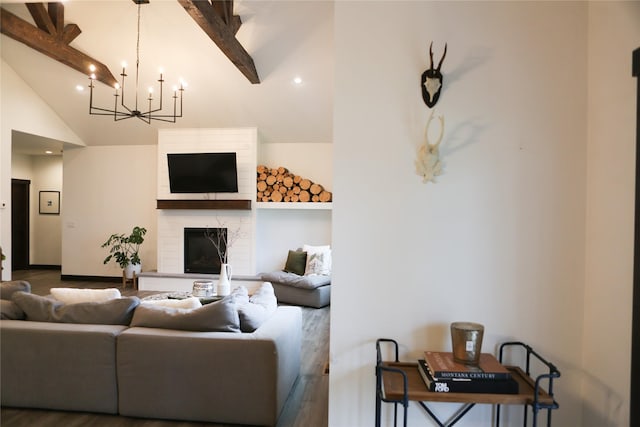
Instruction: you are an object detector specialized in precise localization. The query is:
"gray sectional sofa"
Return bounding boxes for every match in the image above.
[0,281,302,426]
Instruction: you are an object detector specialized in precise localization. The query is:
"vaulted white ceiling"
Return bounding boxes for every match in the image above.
[1,0,334,152]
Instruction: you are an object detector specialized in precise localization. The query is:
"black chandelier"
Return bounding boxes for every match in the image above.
[88,0,185,124]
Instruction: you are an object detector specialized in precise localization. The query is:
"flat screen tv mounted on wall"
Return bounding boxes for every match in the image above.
[167,152,239,193]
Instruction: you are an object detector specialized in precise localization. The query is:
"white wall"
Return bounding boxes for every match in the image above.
[258,142,333,190]
[61,145,158,277]
[331,2,591,426]
[1,60,83,279]
[582,2,640,426]
[256,208,331,272]
[10,153,31,179]
[31,155,63,265]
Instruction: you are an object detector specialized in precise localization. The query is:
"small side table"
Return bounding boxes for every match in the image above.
[375,339,560,427]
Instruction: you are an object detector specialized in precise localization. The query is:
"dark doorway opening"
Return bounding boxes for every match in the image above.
[11,179,30,270]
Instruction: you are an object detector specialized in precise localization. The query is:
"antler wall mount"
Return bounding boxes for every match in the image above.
[415,109,445,184]
[421,42,447,108]
[416,42,447,184]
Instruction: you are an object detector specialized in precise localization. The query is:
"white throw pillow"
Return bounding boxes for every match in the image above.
[141,297,202,309]
[303,244,332,276]
[50,287,121,304]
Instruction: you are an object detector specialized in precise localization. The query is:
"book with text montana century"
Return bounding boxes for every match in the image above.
[417,359,519,394]
[423,351,512,380]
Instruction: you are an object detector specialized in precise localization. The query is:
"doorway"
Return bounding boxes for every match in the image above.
[11,179,30,270]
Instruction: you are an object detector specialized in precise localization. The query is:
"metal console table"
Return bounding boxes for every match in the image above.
[375,339,560,427]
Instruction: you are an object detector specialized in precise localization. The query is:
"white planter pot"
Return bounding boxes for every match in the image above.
[124,263,142,279]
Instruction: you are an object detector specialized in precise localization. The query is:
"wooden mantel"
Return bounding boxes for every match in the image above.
[156,199,252,210]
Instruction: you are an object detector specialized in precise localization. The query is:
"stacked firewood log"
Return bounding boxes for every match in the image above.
[256,165,332,203]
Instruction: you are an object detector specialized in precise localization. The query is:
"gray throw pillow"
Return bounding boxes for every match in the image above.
[11,291,140,325]
[230,285,249,304]
[237,282,278,332]
[0,299,25,320]
[130,296,240,332]
[0,280,31,300]
[11,291,62,321]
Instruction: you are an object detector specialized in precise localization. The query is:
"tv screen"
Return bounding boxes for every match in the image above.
[167,152,239,193]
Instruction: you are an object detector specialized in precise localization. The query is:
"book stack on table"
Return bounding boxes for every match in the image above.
[418,351,519,394]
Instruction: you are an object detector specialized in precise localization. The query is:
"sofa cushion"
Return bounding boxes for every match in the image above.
[261,270,331,290]
[284,250,307,275]
[0,280,31,300]
[50,287,121,304]
[237,282,278,332]
[130,296,240,332]
[231,285,250,304]
[12,291,139,325]
[0,299,25,320]
[303,244,332,276]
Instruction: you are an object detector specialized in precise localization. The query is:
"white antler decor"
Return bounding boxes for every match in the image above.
[415,109,445,184]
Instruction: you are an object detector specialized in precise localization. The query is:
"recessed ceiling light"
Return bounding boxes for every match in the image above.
[293,76,303,85]
[45,150,53,154]
[76,85,84,92]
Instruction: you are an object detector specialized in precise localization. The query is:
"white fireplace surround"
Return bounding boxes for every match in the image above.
[156,128,257,276]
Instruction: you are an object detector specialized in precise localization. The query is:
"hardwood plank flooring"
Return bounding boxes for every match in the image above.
[1,269,329,427]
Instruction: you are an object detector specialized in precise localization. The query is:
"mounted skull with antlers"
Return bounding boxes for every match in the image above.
[415,109,445,184]
[421,42,447,108]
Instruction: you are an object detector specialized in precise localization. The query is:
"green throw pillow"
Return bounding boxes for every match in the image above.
[284,250,307,276]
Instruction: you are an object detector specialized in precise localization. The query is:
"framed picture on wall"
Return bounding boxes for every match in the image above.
[39,191,60,215]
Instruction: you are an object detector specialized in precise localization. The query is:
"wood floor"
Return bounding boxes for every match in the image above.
[1,269,330,427]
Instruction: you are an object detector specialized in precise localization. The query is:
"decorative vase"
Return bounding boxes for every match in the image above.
[216,263,232,296]
[124,263,142,279]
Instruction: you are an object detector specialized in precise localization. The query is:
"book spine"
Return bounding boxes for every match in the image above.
[418,360,519,394]
[433,371,512,381]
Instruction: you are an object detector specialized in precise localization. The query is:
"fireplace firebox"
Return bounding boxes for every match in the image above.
[183,228,226,274]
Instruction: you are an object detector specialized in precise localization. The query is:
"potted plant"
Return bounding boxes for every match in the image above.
[102,226,147,279]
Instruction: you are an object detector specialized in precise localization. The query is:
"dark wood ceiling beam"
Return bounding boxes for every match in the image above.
[211,1,241,34]
[26,3,56,35]
[0,7,117,87]
[48,3,64,37]
[61,23,81,44]
[178,0,260,84]
[211,0,230,24]
[26,3,81,43]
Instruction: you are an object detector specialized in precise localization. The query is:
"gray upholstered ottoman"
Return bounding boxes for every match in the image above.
[261,271,331,308]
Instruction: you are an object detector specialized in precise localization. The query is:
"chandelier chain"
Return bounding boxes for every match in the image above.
[135,2,141,111]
